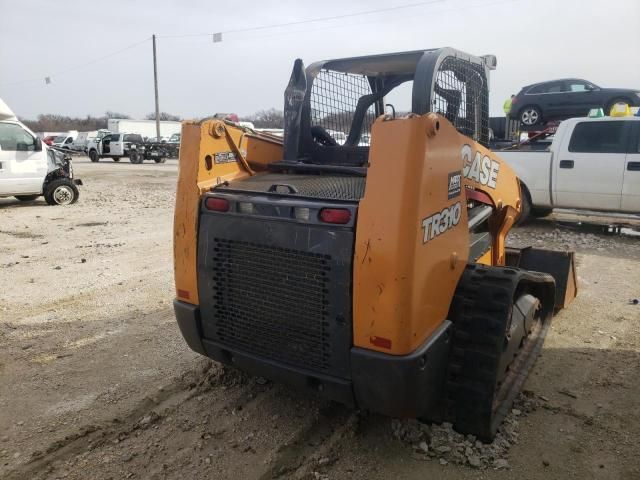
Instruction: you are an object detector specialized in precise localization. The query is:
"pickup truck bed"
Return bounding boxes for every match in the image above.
[498,150,553,208]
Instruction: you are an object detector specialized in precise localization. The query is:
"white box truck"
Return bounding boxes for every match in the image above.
[106,119,181,140]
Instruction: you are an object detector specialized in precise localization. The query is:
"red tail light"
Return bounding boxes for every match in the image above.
[319,208,351,224]
[205,197,230,212]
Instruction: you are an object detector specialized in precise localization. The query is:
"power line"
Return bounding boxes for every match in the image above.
[151,0,519,47]
[2,0,515,89]
[0,37,151,87]
[161,0,518,46]
[2,0,518,101]
[0,0,446,89]
[157,0,446,38]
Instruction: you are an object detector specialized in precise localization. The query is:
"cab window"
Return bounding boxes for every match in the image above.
[110,134,121,141]
[568,81,590,92]
[123,134,142,143]
[0,123,36,151]
[527,84,545,94]
[546,81,564,93]
[568,121,627,153]
[527,82,563,94]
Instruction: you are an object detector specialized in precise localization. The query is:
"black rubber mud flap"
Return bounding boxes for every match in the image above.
[444,264,556,441]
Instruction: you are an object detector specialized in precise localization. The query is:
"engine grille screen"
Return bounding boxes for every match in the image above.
[217,173,365,201]
[211,238,332,372]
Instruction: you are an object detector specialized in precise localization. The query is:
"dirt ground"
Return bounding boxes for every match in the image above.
[1,157,639,480]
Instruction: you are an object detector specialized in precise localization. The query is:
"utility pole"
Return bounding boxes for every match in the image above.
[152,34,160,141]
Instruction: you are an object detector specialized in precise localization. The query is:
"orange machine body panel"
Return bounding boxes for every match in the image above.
[173,121,283,304]
[353,114,522,355]
[175,114,522,356]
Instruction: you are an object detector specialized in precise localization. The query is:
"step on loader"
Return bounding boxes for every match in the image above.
[173,48,577,440]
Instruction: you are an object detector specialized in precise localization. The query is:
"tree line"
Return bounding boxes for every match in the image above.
[20,108,284,132]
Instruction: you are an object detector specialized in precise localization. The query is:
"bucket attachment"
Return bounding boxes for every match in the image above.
[505,247,578,310]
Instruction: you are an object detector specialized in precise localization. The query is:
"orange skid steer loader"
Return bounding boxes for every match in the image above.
[173,48,577,440]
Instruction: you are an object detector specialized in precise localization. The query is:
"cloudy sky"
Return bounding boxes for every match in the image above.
[1,0,639,120]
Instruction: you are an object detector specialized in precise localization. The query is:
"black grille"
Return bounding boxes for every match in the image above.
[217,173,365,201]
[310,69,375,146]
[432,56,489,145]
[211,238,332,372]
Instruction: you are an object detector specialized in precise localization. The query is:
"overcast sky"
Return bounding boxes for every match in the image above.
[1,0,639,120]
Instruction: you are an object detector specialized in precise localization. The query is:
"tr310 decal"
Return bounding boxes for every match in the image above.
[422,202,462,243]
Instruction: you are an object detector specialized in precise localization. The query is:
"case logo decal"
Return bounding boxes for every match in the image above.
[461,144,500,189]
[422,202,462,243]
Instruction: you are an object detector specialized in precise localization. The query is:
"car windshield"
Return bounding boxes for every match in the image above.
[53,135,66,143]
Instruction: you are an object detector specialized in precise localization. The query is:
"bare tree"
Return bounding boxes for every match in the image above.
[21,108,286,134]
[105,111,131,119]
[145,112,181,121]
[241,108,284,128]
[21,114,108,132]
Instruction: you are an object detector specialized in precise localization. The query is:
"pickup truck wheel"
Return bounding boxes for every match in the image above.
[129,151,143,164]
[15,195,40,202]
[530,208,552,219]
[154,158,166,163]
[520,106,541,126]
[44,179,79,206]
[516,188,532,226]
[89,150,99,162]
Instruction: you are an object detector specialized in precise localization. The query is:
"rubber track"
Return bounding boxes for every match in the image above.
[444,263,555,441]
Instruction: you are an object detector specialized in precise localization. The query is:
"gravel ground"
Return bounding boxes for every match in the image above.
[1,157,639,480]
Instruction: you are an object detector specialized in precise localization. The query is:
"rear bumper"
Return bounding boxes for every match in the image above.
[174,299,451,419]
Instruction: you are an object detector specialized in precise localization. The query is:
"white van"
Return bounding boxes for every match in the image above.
[52,130,78,149]
[70,129,109,153]
[0,98,81,205]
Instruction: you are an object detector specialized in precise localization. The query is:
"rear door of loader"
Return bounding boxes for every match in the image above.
[196,174,362,381]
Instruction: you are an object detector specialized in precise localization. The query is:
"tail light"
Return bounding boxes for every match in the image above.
[205,197,230,212]
[319,208,351,224]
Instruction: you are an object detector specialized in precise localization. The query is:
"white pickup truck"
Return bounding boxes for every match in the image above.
[87,132,144,162]
[498,116,640,220]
